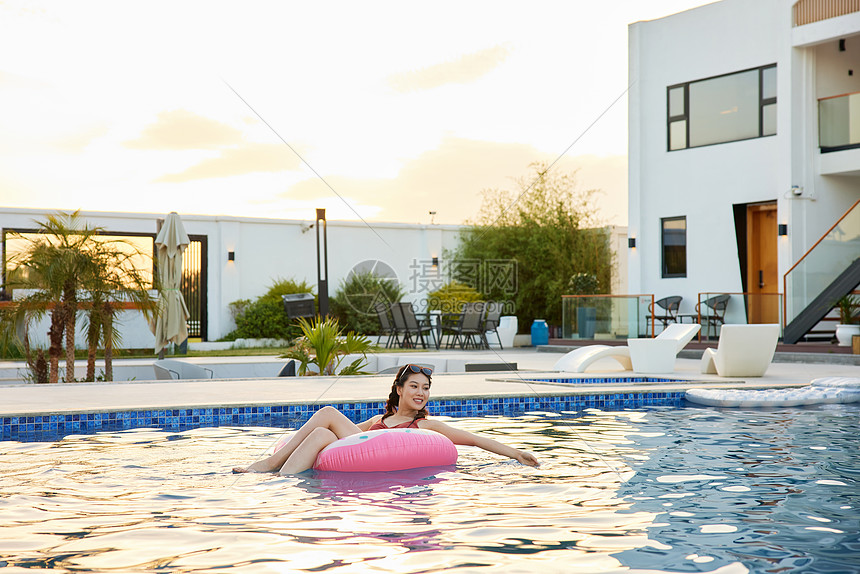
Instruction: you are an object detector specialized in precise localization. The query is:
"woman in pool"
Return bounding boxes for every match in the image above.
[233,364,539,475]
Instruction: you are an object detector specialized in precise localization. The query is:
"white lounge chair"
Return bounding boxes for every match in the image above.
[554,323,700,373]
[699,324,779,377]
[153,359,214,380]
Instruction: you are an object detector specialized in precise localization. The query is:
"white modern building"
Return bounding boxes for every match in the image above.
[628,0,860,342]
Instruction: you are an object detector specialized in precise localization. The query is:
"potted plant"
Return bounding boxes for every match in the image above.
[834,294,859,346]
[280,316,373,375]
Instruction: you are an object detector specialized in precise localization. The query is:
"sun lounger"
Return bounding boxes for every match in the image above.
[153,359,214,380]
[699,324,780,377]
[554,323,700,373]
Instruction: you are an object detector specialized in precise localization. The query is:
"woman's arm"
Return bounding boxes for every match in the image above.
[356,415,382,431]
[420,419,539,467]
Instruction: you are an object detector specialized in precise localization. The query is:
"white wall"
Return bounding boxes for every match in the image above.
[607,225,629,294]
[0,207,466,342]
[629,0,860,326]
[2,208,628,347]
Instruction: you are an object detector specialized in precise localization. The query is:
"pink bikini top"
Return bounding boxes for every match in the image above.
[368,417,425,431]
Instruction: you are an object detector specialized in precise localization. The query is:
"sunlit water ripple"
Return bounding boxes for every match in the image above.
[1,405,858,573]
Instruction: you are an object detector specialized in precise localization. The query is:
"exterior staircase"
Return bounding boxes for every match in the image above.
[783,199,860,344]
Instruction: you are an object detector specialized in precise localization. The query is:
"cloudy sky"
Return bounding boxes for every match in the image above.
[0,0,714,226]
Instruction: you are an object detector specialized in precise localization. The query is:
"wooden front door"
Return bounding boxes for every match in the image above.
[746,202,779,323]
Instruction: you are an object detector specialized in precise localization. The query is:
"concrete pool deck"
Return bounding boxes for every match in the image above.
[1,348,858,418]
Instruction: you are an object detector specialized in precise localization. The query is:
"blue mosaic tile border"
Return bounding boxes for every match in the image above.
[1,392,686,442]
[523,376,684,385]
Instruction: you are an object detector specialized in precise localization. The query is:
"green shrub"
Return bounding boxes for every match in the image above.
[261,278,317,305]
[427,281,482,313]
[330,270,405,335]
[226,278,316,341]
[230,298,300,340]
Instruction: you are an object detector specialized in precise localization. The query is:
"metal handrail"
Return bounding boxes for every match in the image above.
[782,198,860,327]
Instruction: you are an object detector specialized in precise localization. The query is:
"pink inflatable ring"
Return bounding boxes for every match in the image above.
[308,428,458,472]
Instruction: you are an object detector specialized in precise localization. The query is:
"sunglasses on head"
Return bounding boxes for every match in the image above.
[402,364,433,377]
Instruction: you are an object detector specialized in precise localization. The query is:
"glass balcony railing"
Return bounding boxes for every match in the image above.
[694,292,784,341]
[784,200,860,326]
[561,295,654,340]
[819,92,860,151]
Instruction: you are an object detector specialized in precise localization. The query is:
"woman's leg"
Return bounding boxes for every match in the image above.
[233,406,359,473]
[278,427,338,475]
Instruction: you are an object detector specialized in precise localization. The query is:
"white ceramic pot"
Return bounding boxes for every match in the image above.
[835,324,860,346]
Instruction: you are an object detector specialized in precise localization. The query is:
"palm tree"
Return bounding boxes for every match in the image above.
[28,212,99,383]
[2,211,156,383]
[0,294,51,383]
[5,229,87,383]
[80,239,158,381]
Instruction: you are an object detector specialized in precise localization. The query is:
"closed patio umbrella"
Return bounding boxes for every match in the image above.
[151,212,190,357]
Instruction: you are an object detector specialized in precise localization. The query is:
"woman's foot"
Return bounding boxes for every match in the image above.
[232,461,273,474]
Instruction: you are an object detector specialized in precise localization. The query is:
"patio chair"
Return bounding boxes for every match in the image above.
[697,294,730,339]
[278,360,296,377]
[554,323,700,373]
[374,302,399,348]
[153,359,214,380]
[393,302,435,349]
[443,302,485,349]
[649,295,682,334]
[480,301,504,349]
[700,323,779,377]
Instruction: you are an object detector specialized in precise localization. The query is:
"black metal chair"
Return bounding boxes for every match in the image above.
[393,302,435,349]
[649,295,682,334]
[480,301,504,349]
[374,302,399,348]
[697,294,731,339]
[443,302,485,349]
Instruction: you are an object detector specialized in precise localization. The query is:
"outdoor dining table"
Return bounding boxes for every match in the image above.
[412,311,442,350]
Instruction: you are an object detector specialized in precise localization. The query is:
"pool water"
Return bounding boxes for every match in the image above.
[1,405,858,573]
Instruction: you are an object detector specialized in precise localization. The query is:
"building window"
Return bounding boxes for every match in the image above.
[2,229,155,296]
[668,64,776,150]
[661,217,687,278]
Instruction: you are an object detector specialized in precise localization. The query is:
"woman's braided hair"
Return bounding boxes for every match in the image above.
[381,364,432,422]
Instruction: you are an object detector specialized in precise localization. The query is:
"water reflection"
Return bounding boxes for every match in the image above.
[612,405,860,573]
[1,408,857,572]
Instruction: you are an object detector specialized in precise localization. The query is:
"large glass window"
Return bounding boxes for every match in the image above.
[2,230,155,297]
[668,64,776,150]
[661,217,687,278]
[668,85,688,151]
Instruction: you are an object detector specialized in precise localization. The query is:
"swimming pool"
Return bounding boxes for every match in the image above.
[2,405,857,572]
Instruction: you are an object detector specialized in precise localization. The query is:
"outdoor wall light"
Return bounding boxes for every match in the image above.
[628,237,636,248]
[778,224,788,237]
[227,250,235,261]
[431,256,439,268]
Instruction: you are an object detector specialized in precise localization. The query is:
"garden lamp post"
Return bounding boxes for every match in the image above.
[316,208,329,317]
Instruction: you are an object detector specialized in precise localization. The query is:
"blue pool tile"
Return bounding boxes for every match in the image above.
[2,391,687,442]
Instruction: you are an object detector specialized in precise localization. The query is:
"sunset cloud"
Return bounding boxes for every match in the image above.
[388,44,511,92]
[53,123,110,153]
[0,69,49,90]
[124,109,243,150]
[280,136,627,225]
[156,142,302,182]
